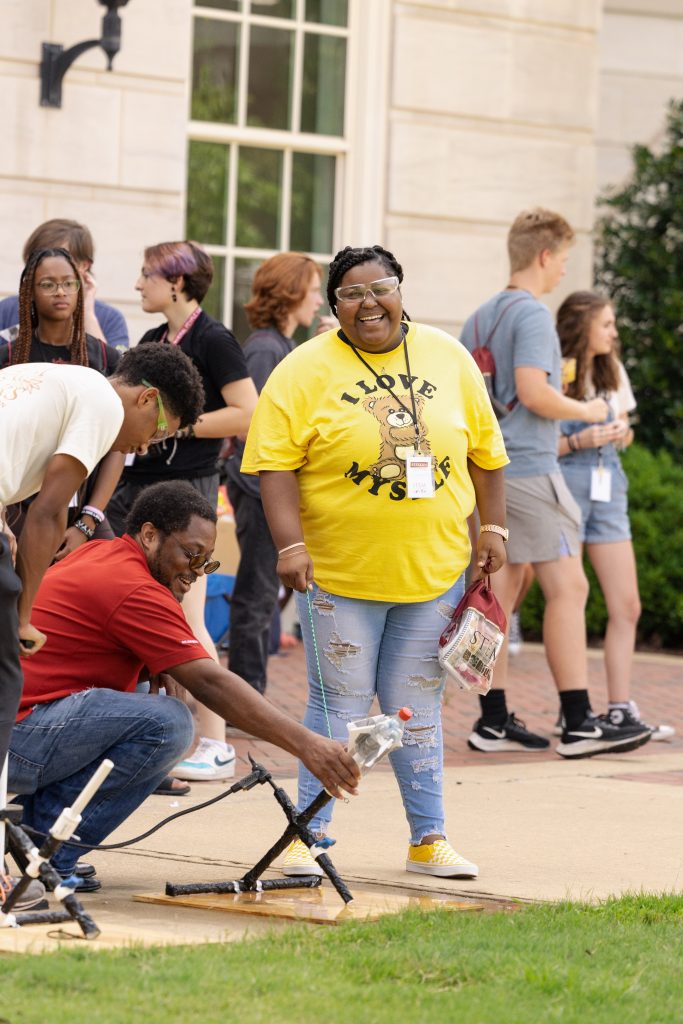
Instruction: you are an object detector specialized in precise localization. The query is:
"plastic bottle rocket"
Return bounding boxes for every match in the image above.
[347,707,413,773]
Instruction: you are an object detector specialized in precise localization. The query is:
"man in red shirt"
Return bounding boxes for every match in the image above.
[8,481,359,883]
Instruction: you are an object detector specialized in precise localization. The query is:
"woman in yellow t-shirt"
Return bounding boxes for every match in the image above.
[241,244,509,879]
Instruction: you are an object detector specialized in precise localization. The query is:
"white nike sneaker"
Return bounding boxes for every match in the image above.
[170,737,236,781]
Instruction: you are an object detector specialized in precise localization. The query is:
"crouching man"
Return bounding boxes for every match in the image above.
[7,480,360,880]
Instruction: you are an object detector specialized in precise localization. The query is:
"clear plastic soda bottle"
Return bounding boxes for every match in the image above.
[347,707,413,773]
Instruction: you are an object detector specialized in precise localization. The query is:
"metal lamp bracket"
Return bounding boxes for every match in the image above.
[40,1,129,108]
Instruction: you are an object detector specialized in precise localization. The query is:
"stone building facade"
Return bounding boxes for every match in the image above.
[1,0,681,343]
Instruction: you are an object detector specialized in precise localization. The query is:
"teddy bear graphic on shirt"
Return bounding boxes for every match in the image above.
[362,393,431,481]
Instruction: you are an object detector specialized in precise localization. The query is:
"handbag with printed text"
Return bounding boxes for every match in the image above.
[438,576,507,695]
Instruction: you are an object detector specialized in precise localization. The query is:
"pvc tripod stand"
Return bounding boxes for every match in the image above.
[0,759,113,937]
[166,754,354,905]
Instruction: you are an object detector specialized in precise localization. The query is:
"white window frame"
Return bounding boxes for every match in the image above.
[186,0,391,322]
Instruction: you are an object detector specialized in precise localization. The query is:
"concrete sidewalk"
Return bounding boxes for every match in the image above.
[2,642,682,952]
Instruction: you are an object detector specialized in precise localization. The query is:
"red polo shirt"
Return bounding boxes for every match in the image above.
[18,535,210,720]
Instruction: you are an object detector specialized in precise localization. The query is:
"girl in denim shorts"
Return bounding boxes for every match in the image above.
[556,291,673,741]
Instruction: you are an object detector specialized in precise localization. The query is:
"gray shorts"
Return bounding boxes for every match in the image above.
[505,472,582,564]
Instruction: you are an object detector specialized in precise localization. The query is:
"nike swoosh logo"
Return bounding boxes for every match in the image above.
[484,728,506,739]
[214,756,235,767]
[570,727,603,739]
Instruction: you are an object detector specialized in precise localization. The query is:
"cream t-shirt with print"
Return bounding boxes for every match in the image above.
[0,362,124,506]
[241,322,508,602]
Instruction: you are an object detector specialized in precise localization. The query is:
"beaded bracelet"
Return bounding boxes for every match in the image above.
[74,519,95,540]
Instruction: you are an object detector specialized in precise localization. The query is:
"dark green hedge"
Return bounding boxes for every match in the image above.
[519,444,683,649]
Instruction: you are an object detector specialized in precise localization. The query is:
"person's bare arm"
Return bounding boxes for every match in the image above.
[260,469,313,592]
[467,462,507,575]
[54,450,126,561]
[184,378,258,441]
[16,454,88,654]
[81,268,106,341]
[172,658,360,798]
[515,367,609,422]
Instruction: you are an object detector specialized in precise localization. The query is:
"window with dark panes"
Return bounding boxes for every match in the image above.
[187,0,349,336]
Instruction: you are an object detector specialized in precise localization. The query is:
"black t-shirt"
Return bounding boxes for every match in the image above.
[0,332,121,376]
[123,310,249,482]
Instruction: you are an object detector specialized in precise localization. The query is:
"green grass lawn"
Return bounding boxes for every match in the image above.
[3,895,682,1023]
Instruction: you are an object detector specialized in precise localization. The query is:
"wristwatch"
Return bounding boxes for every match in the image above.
[480,523,509,542]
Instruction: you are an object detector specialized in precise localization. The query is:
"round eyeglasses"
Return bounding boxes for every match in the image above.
[172,535,221,575]
[36,279,81,295]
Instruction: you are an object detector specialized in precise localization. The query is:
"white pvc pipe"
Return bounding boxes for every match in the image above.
[71,759,114,817]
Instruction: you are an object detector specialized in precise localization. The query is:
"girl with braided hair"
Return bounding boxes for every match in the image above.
[0,247,126,558]
[243,243,509,879]
[1,247,119,372]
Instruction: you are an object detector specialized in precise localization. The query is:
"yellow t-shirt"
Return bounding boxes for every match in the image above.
[241,322,508,601]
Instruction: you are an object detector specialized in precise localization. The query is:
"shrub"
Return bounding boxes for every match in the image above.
[519,445,683,650]
[595,99,683,457]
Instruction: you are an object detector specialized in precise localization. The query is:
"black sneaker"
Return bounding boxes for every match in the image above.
[552,707,597,737]
[468,713,550,752]
[556,714,651,760]
[610,702,675,743]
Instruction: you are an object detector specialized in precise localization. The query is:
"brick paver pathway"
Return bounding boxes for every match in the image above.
[224,640,682,780]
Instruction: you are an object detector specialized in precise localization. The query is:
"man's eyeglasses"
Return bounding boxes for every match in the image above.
[142,378,169,442]
[334,276,399,304]
[36,279,81,295]
[173,536,221,575]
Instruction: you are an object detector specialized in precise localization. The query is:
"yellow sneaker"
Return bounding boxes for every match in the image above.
[406,840,478,878]
[281,839,323,878]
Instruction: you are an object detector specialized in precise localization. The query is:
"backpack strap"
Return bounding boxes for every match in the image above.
[474,293,529,351]
[473,293,531,414]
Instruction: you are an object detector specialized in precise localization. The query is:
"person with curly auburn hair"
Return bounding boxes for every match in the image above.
[242,243,509,881]
[555,291,673,742]
[226,252,323,695]
[0,343,202,791]
[106,240,258,782]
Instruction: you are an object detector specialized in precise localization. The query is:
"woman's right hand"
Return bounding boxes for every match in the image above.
[576,419,628,449]
[582,397,610,423]
[277,548,314,592]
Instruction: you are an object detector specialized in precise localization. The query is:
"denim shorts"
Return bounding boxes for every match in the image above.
[560,462,631,544]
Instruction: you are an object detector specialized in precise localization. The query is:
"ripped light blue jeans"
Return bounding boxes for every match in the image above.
[295,575,465,843]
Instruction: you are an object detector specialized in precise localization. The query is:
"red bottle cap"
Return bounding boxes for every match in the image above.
[397,707,413,721]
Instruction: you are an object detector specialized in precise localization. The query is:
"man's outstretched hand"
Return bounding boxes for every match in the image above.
[302,735,361,800]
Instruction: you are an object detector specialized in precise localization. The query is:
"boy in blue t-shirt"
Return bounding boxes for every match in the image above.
[460,208,651,760]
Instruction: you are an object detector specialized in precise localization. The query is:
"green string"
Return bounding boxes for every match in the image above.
[306,587,333,739]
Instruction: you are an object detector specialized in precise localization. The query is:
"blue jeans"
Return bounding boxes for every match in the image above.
[8,689,193,874]
[295,576,465,843]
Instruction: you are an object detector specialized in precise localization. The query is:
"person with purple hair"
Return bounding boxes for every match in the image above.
[106,241,258,781]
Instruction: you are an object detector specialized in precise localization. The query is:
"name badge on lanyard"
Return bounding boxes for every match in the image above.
[406,451,435,499]
[590,464,612,502]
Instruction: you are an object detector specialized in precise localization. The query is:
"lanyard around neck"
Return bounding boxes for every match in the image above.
[338,323,421,449]
[161,306,202,345]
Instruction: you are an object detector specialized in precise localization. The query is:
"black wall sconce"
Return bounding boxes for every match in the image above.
[40,0,130,108]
